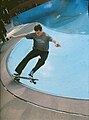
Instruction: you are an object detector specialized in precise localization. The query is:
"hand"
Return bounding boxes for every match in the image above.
[55,43,61,47]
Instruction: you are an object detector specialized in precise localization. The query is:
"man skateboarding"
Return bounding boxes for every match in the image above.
[11,24,61,78]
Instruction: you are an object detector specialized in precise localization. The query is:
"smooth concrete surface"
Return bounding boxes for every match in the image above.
[7,23,89,100]
[0,82,89,120]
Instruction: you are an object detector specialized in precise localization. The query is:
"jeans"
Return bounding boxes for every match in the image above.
[15,49,49,75]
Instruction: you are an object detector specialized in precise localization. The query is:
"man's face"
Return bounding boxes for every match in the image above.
[35,30,42,36]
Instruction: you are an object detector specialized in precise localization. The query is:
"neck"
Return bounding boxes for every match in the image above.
[37,31,43,36]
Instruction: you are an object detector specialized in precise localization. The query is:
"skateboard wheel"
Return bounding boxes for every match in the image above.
[30,80,32,83]
[34,82,36,84]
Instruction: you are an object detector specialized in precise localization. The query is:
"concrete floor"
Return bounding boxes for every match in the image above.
[0,82,89,120]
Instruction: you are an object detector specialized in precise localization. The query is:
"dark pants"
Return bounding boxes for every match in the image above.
[15,49,49,75]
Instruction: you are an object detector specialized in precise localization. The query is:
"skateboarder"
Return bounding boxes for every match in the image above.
[11,24,61,78]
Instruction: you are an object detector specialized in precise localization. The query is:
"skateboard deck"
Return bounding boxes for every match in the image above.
[12,75,38,84]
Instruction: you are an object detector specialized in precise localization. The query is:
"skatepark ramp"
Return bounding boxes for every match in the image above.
[0,1,89,119]
[1,23,89,117]
[13,0,88,26]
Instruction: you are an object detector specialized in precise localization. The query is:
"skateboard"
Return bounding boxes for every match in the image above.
[12,75,39,84]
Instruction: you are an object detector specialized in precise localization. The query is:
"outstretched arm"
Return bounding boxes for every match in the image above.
[52,39,61,47]
[10,34,26,39]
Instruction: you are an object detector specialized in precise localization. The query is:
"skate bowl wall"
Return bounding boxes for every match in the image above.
[7,23,89,100]
[13,0,87,26]
[13,0,60,25]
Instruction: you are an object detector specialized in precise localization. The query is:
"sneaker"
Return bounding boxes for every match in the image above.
[13,73,20,81]
[14,73,20,78]
[14,77,20,81]
[28,71,34,78]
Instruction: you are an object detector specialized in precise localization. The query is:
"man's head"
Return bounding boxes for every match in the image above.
[34,24,43,36]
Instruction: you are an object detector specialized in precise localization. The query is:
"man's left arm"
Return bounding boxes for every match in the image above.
[52,39,61,47]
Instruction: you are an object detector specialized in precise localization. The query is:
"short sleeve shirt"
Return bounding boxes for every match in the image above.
[25,32,53,51]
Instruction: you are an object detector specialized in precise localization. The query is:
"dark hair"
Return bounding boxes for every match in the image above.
[34,24,42,31]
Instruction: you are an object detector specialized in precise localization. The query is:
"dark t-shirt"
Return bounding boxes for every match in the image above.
[25,32,53,51]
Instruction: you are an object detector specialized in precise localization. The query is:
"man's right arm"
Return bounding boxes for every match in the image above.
[10,34,26,39]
